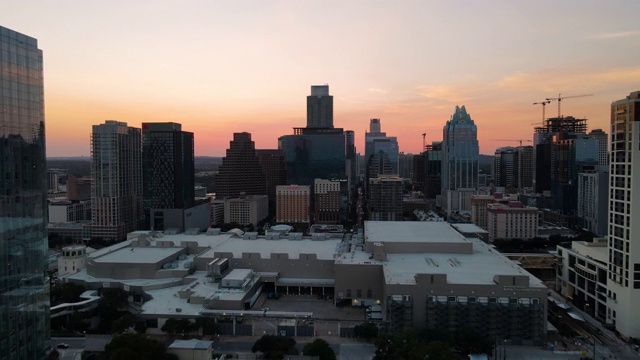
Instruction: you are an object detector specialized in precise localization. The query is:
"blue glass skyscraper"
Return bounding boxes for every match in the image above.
[364,119,399,176]
[442,106,479,190]
[0,25,49,359]
[441,106,479,214]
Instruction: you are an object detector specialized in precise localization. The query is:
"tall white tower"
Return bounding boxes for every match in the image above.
[607,91,640,337]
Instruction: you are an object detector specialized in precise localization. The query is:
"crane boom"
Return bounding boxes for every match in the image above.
[490,139,533,146]
[545,93,593,117]
[533,100,551,126]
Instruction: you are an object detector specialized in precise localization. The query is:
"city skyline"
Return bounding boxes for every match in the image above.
[4,1,640,156]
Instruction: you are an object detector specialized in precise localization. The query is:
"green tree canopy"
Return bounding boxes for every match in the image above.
[453,328,494,356]
[161,318,201,335]
[374,331,428,360]
[302,338,336,360]
[50,282,86,305]
[251,335,297,359]
[354,322,379,341]
[99,333,175,360]
[424,341,457,360]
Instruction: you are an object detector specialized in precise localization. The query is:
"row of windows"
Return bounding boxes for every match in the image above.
[427,295,540,305]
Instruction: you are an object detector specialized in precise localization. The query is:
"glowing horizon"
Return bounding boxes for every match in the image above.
[4,1,639,157]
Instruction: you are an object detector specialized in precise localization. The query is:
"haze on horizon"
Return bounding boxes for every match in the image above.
[4,0,640,157]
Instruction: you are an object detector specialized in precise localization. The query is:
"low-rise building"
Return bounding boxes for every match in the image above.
[486,202,539,242]
[61,221,546,345]
[49,199,92,223]
[314,179,341,224]
[167,339,213,360]
[556,238,608,322]
[224,195,268,226]
[276,185,310,224]
[470,193,517,229]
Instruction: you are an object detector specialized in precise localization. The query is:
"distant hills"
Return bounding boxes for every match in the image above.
[47,156,224,177]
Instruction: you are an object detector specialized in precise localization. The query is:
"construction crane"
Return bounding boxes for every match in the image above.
[545,93,593,117]
[532,100,551,126]
[490,139,533,146]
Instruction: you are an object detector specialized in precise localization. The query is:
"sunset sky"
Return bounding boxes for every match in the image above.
[4,0,640,156]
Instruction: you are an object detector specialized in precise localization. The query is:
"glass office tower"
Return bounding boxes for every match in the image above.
[278,128,346,185]
[0,26,49,359]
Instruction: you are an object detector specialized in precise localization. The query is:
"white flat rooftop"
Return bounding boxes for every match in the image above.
[365,221,468,244]
[451,223,488,234]
[200,238,341,260]
[63,268,183,288]
[382,238,546,287]
[92,246,182,264]
[224,269,252,281]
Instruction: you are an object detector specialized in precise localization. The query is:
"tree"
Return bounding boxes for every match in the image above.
[50,282,86,305]
[161,318,199,335]
[111,312,136,333]
[424,341,456,360]
[354,322,379,341]
[453,328,494,357]
[252,335,297,359]
[95,288,132,334]
[374,331,428,360]
[303,339,336,360]
[99,333,173,360]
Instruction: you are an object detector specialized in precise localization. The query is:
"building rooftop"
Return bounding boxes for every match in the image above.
[451,223,488,234]
[91,246,183,264]
[565,238,608,264]
[365,221,468,245]
[168,339,213,350]
[383,238,545,287]
[201,238,341,260]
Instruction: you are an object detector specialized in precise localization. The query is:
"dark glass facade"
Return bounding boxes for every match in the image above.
[216,132,267,198]
[0,25,49,359]
[142,122,195,225]
[278,128,346,186]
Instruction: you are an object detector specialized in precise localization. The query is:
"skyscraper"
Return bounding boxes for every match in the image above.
[216,132,267,198]
[307,85,333,129]
[494,147,517,189]
[515,145,534,189]
[606,91,640,338]
[364,119,399,176]
[0,25,49,359]
[441,106,479,214]
[256,149,287,205]
[588,128,609,168]
[368,176,403,221]
[91,121,144,241]
[279,128,346,186]
[142,122,194,212]
[142,122,195,231]
[533,116,588,194]
[425,142,442,199]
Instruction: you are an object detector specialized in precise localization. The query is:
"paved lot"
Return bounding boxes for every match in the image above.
[339,343,375,360]
[500,346,586,359]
